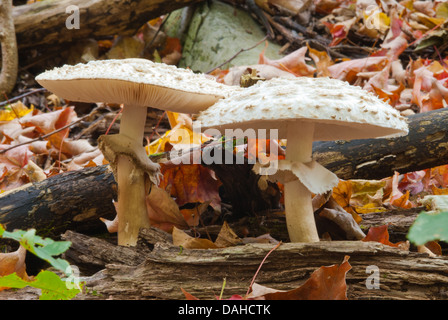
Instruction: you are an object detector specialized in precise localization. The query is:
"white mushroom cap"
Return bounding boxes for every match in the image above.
[36,58,238,113]
[197,77,408,140]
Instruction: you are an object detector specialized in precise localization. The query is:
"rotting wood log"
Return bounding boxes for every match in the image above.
[0,165,116,237]
[57,228,448,300]
[2,227,447,300]
[12,0,203,49]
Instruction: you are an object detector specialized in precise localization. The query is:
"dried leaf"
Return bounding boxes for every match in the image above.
[259,46,316,76]
[146,185,189,232]
[214,221,242,248]
[172,226,218,249]
[181,287,200,300]
[362,225,409,250]
[159,163,222,211]
[256,256,352,300]
[0,246,28,290]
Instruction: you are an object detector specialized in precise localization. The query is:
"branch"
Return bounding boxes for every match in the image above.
[0,0,18,96]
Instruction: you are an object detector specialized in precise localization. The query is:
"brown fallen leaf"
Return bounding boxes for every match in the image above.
[172,226,218,249]
[214,221,243,248]
[417,241,442,257]
[146,185,189,232]
[250,256,352,300]
[100,185,190,234]
[0,245,29,291]
[362,225,410,250]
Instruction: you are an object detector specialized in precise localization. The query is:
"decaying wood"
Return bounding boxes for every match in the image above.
[0,165,116,237]
[12,0,203,49]
[0,0,18,95]
[57,228,448,300]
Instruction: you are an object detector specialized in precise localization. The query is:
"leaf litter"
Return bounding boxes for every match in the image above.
[1,0,448,300]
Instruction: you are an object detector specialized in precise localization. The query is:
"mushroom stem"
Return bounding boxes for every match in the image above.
[116,105,150,246]
[284,122,320,242]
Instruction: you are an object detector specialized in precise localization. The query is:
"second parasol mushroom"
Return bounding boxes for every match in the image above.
[36,58,237,246]
[196,77,409,242]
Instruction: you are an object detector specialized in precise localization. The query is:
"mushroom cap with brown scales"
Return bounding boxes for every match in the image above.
[196,76,409,243]
[36,58,238,114]
[197,76,409,140]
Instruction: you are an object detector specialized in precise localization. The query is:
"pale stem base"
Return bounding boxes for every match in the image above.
[284,122,320,242]
[116,105,150,246]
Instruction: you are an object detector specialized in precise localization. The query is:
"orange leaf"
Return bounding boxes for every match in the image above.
[431,185,448,195]
[307,44,333,77]
[262,256,352,300]
[331,180,361,222]
[259,46,315,77]
[371,82,405,107]
[322,18,356,47]
[362,225,408,249]
[159,164,222,211]
[181,287,200,300]
[328,56,388,83]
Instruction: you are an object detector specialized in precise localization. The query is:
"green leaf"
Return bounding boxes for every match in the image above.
[0,271,82,300]
[407,211,448,245]
[414,30,448,51]
[0,225,72,274]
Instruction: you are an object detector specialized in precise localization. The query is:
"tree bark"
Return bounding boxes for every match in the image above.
[0,165,116,237]
[12,0,204,49]
[59,228,448,300]
[2,227,447,300]
[313,108,448,180]
[0,0,18,95]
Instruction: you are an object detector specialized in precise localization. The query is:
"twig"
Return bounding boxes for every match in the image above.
[0,114,89,154]
[246,0,275,40]
[205,36,268,74]
[147,13,171,48]
[245,241,282,298]
[0,88,47,107]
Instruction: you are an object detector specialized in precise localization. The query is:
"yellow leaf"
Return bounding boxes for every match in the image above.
[355,202,387,214]
[436,2,448,19]
[0,102,33,121]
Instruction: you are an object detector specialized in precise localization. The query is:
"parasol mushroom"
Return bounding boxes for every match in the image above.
[36,58,236,246]
[196,77,408,242]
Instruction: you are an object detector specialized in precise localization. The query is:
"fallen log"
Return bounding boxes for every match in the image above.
[0,165,116,236]
[2,228,447,300]
[12,0,203,49]
[59,228,448,300]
